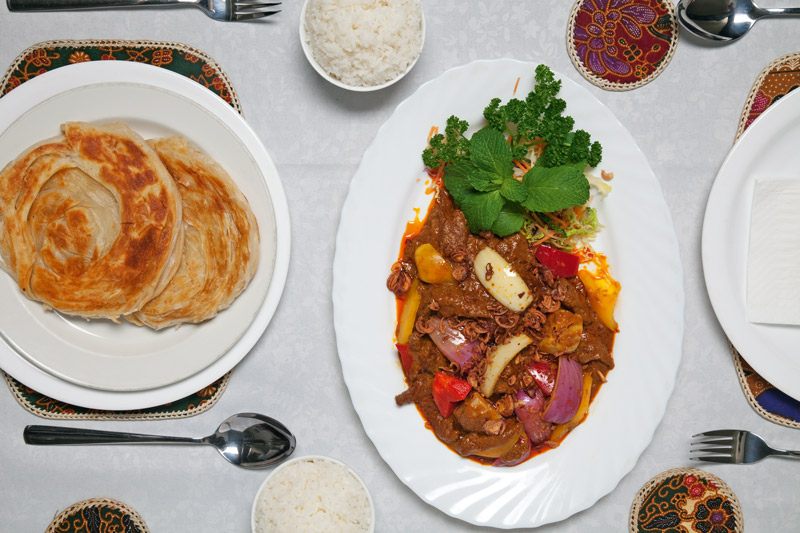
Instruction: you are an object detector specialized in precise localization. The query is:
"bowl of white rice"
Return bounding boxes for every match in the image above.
[251,455,375,533]
[300,0,425,91]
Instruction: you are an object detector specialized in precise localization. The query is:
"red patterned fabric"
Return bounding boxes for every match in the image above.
[569,0,677,89]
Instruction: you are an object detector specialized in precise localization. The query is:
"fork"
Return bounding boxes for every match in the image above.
[7,0,280,21]
[691,429,800,464]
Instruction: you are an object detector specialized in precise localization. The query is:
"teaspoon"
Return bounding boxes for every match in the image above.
[677,0,800,42]
[23,412,296,469]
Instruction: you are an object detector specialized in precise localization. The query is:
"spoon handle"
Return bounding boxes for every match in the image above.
[24,425,202,445]
[764,7,800,16]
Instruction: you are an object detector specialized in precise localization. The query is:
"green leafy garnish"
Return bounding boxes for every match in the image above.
[422,115,470,169]
[443,127,528,235]
[425,65,603,239]
[521,162,589,213]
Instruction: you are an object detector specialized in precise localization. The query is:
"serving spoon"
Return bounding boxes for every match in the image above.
[677,0,800,42]
[23,412,296,469]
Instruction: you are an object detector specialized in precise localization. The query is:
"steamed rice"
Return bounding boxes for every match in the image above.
[304,0,424,87]
[253,456,373,533]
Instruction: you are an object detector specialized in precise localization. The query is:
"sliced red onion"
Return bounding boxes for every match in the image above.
[428,317,481,370]
[514,389,553,446]
[542,357,583,424]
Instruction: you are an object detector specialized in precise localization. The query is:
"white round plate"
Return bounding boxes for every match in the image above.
[702,87,800,401]
[332,59,684,528]
[0,62,290,408]
[298,0,425,92]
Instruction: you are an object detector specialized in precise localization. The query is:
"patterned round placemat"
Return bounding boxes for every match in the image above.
[1,39,241,113]
[2,370,230,420]
[629,468,743,532]
[737,52,800,139]
[567,0,679,91]
[45,498,150,533]
[0,39,239,420]
[729,51,800,429]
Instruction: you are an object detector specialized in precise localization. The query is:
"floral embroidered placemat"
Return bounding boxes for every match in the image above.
[629,468,742,532]
[0,39,238,420]
[45,497,150,533]
[730,52,800,429]
[567,0,678,91]
[2,39,240,113]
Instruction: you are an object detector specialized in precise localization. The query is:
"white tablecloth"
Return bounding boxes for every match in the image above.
[1,2,798,531]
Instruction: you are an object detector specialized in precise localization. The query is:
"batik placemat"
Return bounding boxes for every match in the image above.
[729,52,800,429]
[45,497,150,533]
[629,468,743,533]
[567,0,678,91]
[0,39,239,420]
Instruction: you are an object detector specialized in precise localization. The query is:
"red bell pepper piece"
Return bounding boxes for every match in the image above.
[396,343,413,374]
[535,245,580,278]
[526,361,556,396]
[432,371,472,418]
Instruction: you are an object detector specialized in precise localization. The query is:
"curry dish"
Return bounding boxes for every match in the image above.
[387,189,616,466]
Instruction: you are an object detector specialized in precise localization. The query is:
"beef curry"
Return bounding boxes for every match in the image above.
[387,190,616,466]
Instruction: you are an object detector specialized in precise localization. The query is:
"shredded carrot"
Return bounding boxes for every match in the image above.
[531,229,556,246]
[546,212,568,228]
[530,211,548,228]
[513,77,520,96]
[531,140,546,158]
[428,125,438,141]
[514,159,532,173]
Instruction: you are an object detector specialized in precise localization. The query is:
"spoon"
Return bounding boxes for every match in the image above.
[23,412,296,469]
[677,0,800,42]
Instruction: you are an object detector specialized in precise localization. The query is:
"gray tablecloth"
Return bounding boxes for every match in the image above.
[0,2,798,531]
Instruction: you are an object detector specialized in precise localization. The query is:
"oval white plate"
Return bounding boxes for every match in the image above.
[332,59,684,528]
[702,87,800,401]
[0,62,290,407]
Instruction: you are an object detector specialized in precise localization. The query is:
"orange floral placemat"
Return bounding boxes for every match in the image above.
[0,39,237,420]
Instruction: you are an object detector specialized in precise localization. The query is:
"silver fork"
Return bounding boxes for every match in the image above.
[691,429,800,464]
[7,0,280,21]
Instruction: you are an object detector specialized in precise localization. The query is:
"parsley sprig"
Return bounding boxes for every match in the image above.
[421,65,603,237]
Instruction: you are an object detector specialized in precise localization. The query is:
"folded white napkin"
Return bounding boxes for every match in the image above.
[747,178,800,325]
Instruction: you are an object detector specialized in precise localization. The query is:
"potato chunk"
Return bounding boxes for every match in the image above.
[539,309,583,355]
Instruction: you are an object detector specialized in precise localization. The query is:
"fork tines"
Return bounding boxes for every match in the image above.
[234,1,280,20]
[690,430,737,463]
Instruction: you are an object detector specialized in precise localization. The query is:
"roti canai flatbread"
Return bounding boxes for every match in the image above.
[127,136,259,329]
[0,121,184,320]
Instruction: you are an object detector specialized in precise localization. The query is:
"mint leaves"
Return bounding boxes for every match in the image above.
[425,65,601,239]
[522,162,589,213]
[443,127,590,236]
[444,127,526,235]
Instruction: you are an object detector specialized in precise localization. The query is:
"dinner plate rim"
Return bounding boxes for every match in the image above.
[332,58,684,528]
[0,61,291,410]
[701,85,800,401]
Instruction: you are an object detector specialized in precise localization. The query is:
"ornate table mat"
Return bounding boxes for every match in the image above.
[0,39,239,420]
[729,52,800,429]
[45,497,150,533]
[567,0,678,91]
[629,468,742,532]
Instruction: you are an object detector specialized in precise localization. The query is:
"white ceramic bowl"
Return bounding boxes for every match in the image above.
[299,0,426,92]
[251,455,375,533]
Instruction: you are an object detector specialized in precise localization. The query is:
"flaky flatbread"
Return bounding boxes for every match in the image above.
[127,136,259,329]
[0,122,184,320]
